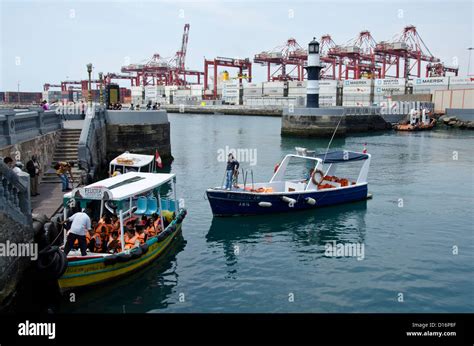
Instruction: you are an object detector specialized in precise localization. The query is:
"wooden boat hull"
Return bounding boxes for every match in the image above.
[206,184,369,216]
[58,212,185,291]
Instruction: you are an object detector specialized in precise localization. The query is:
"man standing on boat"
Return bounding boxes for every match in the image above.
[63,208,92,256]
[224,153,239,190]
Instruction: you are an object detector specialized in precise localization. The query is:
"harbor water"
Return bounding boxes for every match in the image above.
[59,114,473,313]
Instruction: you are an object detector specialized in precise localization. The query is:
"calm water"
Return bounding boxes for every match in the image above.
[60,114,474,313]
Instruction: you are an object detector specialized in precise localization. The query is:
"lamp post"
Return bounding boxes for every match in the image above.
[468,48,473,76]
[98,72,104,106]
[86,63,93,107]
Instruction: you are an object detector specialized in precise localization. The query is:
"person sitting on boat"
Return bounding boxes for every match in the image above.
[145,218,157,237]
[135,225,147,245]
[111,214,121,232]
[107,231,122,254]
[91,225,107,253]
[224,153,239,190]
[124,228,138,250]
[63,208,92,256]
[151,213,162,233]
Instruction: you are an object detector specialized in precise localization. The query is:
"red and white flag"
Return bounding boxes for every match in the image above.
[155,149,163,168]
[363,143,368,154]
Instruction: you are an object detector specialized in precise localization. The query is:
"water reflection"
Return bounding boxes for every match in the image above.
[206,201,368,272]
[59,234,186,313]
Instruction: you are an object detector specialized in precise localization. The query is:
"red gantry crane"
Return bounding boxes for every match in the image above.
[254,38,307,81]
[120,24,203,86]
[203,57,252,99]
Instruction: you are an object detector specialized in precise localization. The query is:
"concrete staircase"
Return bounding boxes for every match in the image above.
[41,129,83,184]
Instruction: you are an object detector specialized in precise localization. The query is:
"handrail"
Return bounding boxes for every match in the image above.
[0,162,32,226]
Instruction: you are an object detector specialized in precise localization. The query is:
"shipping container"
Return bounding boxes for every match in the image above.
[343,79,372,87]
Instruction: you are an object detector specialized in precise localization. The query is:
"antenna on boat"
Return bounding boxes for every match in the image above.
[322,115,344,163]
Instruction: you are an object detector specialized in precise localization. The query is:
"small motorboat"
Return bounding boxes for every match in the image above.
[57,172,186,291]
[109,152,157,176]
[394,108,436,131]
[206,150,371,216]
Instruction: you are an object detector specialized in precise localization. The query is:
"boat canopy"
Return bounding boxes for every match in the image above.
[110,153,154,168]
[314,151,369,164]
[64,172,174,202]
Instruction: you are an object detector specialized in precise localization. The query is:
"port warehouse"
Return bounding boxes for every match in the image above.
[6,76,472,112]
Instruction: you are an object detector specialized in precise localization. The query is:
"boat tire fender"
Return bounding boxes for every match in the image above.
[104,254,118,266]
[140,243,149,254]
[258,201,272,207]
[130,247,143,259]
[116,253,132,262]
[305,197,316,205]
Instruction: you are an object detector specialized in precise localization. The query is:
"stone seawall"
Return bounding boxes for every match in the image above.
[105,110,172,163]
[281,107,391,138]
[0,131,61,177]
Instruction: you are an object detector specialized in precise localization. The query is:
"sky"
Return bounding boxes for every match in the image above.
[0,0,473,91]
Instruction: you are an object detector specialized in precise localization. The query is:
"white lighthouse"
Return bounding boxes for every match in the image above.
[306,38,322,108]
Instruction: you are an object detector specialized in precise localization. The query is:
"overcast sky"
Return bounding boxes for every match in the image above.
[1,0,472,91]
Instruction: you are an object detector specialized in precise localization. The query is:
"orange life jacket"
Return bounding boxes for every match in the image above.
[136,232,146,245]
[74,232,91,248]
[124,233,137,250]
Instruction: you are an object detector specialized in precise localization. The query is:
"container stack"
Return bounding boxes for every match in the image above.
[288,81,306,99]
[342,79,372,106]
[448,77,474,90]
[373,78,405,104]
[412,77,449,94]
[263,81,285,97]
[190,84,203,99]
[131,86,143,105]
[222,81,240,105]
[319,80,339,107]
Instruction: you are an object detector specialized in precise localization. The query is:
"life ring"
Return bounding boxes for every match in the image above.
[274,163,280,173]
[311,169,325,186]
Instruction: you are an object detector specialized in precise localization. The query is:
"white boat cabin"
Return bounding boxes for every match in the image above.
[109,152,156,176]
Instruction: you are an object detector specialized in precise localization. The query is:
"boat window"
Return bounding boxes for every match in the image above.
[282,157,318,182]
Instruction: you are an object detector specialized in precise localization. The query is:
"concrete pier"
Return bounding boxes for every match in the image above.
[281,107,392,137]
[106,110,172,162]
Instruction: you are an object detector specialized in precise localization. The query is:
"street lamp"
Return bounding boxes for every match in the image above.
[86,63,93,107]
[468,48,473,76]
[98,72,104,106]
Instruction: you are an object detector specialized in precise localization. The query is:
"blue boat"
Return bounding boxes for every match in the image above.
[206,150,371,216]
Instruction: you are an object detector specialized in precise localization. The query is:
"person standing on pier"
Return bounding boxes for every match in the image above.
[26,155,40,196]
[224,153,239,190]
[63,208,92,256]
[54,161,73,192]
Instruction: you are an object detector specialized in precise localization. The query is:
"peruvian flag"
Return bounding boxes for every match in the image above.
[155,149,163,168]
[363,143,368,154]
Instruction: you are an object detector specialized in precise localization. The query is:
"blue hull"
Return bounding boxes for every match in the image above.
[206,184,369,216]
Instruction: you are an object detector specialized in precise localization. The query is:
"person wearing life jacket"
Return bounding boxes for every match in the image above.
[151,213,162,234]
[145,219,157,238]
[107,231,122,254]
[135,225,147,245]
[124,228,138,250]
[111,215,121,232]
[91,225,108,253]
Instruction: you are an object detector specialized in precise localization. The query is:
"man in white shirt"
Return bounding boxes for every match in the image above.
[3,156,22,175]
[63,209,92,256]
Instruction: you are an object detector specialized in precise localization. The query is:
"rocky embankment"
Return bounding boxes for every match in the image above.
[439,115,474,129]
